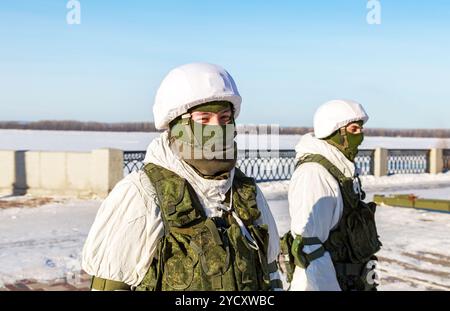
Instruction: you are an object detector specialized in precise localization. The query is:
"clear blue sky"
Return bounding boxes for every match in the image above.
[0,0,449,128]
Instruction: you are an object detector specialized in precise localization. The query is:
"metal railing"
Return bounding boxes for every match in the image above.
[387,149,430,175]
[123,149,375,182]
[354,150,375,176]
[444,149,450,173]
[236,150,297,182]
[123,151,146,175]
[124,149,450,181]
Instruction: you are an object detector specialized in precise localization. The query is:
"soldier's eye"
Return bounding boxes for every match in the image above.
[192,114,211,123]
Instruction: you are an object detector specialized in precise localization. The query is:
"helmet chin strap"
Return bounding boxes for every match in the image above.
[327,126,350,152]
[179,113,203,147]
[339,127,350,151]
[325,126,361,162]
[339,126,350,149]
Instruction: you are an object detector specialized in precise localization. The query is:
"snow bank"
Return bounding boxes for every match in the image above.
[0,198,100,287]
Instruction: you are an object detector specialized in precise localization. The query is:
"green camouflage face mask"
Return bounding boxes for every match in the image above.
[325,121,364,162]
[346,132,364,161]
[169,101,237,178]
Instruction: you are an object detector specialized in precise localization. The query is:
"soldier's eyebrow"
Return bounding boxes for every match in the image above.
[192,111,213,116]
[193,108,231,116]
[218,108,232,115]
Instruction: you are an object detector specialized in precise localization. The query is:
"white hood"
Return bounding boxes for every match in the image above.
[143,131,235,217]
[295,133,356,178]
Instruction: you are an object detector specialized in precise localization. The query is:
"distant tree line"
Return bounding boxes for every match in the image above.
[0,121,449,138]
[0,120,159,132]
[277,126,450,138]
[238,125,450,138]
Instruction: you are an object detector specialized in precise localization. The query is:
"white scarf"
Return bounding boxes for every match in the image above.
[143,131,235,217]
[143,131,259,249]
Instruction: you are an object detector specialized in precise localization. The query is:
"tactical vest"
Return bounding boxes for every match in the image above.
[287,154,382,291]
[135,163,273,291]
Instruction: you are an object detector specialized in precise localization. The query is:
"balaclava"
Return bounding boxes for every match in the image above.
[169,101,237,178]
[324,120,364,162]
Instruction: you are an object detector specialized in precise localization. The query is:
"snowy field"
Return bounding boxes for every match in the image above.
[1,129,449,151]
[262,174,450,291]
[1,173,450,291]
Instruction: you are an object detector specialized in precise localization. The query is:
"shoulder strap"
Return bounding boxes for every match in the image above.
[296,154,347,184]
[296,154,360,210]
[142,162,205,233]
[232,167,261,225]
[91,276,131,291]
[234,166,256,185]
[143,162,185,213]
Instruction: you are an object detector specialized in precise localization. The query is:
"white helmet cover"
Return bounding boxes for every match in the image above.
[153,63,242,130]
[313,99,369,139]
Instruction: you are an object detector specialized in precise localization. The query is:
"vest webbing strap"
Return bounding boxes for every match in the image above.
[296,154,348,183]
[268,261,278,274]
[143,162,204,236]
[292,235,326,268]
[299,236,326,263]
[304,246,326,263]
[297,153,359,211]
[91,276,131,291]
[302,237,322,246]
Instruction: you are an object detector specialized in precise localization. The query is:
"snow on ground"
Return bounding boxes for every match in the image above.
[267,187,450,291]
[1,129,449,151]
[373,204,450,291]
[1,173,450,290]
[260,173,450,291]
[0,197,99,287]
[258,172,450,202]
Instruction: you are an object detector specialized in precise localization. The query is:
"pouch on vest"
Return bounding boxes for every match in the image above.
[190,218,231,277]
[249,223,271,289]
[227,222,271,291]
[279,232,296,283]
[344,201,381,263]
[162,232,198,290]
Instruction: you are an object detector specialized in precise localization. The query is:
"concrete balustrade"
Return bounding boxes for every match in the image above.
[0,150,16,195]
[429,148,444,175]
[0,149,123,197]
[374,148,389,177]
[1,148,449,197]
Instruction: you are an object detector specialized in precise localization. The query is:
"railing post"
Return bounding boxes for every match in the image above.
[90,148,123,197]
[429,148,444,174]
[0,150,16,195]
[374,148,388,177]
